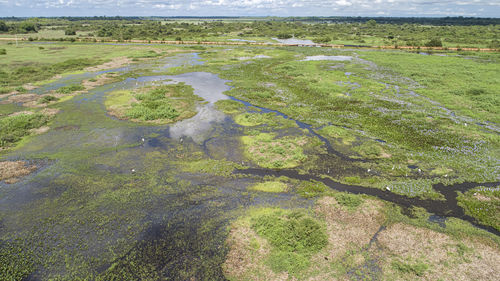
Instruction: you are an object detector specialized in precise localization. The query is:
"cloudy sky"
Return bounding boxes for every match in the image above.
[0,0,499,17]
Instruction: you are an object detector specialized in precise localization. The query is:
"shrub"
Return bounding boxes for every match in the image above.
[38,95,59,104]
[0,48,6,55]
[333,192,363,210]
[56,84,85,94]
[0,113,49,147]
[252,211,327,254]
[125,86,180,121]
[425,38,442,47]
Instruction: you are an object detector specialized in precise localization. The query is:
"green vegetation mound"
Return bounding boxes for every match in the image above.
[249,181,288,193]
[0,113,49,148]
[251,209,327,275]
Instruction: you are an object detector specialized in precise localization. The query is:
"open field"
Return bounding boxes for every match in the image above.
[0,37,498,280]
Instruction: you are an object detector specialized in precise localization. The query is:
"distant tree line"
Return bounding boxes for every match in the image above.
[0,17,498,48]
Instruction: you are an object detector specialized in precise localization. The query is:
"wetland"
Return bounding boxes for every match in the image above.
[0,41,499,280]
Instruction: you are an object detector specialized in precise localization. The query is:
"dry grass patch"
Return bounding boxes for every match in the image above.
[82,73,119,90]
[84,57,132,72]
[314,196,385,260]
[377,223,500,280]
[0,161,38,184]
[223,224,290,281]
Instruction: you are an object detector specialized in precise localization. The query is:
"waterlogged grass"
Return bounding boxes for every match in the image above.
[0,113,49,148]
[296,180,329,198]
[183,47,499,193]
[359,51,500,123]
[105,83,202,124]
[318,125,356,145]
[249,181,288,193]
[215,99,244,114]
[179,158,241,177]
[241,133,307,169]
[234,112,275,127]
[458,186,500,231]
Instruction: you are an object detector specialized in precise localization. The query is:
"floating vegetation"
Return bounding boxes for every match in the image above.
[249,181,288,193]
[105,83,202,124]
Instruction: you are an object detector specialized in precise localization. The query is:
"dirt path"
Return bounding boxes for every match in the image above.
[0,37,497,52]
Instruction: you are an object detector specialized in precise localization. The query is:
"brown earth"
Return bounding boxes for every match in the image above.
[0,161,38,184]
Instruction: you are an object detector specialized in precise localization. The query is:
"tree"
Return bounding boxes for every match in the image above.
[0,21,8,32]
[366,19,377,27]
[425,37,442,47]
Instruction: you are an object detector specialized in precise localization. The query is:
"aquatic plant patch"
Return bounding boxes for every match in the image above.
[241,133,308,169]
[458,186,500,231]
[105,83,202,124]
[249,181,288,193]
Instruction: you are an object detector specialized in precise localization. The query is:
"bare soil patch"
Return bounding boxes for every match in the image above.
[0,161,38,184]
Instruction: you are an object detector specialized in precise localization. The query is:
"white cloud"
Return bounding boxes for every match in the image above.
[0,0,499,16]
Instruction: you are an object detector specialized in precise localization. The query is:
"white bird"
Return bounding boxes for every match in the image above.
[367,168,371,172]
[386,186,391,191]
[141,138,145,142]
[464,123,468,127]
[418,168,421,173]
[131,169,136,173]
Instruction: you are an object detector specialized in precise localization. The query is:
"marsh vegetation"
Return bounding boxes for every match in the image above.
[0,26,498,280]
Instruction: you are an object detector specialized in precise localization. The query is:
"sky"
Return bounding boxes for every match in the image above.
[0,0,499,18]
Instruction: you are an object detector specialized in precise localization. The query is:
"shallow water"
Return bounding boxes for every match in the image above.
[302,55,353,61]
[1,50,498,279]
[272,37,317,45]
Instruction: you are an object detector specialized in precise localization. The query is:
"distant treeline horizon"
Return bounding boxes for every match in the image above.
[0,16,499,26]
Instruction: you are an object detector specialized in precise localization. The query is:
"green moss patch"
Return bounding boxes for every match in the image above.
[234,112,270,126]
[249,181,288,193]
[214,99,244,114]
[241,133,307,169]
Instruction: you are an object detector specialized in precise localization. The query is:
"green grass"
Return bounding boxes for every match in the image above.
[0,113,49,148]
[38,95,59,104]
[214,99,244,114]
[250,209,328,276]
[457,186,500,231]
[234,112,273,126]
[241,133,307,169]
[249,181,288,193]
[391,259,429,277]
[296,180,329,198]
[318,125,356,145]
[105,83,201,123]
[333,192,364,211]
[56,84,85,94]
